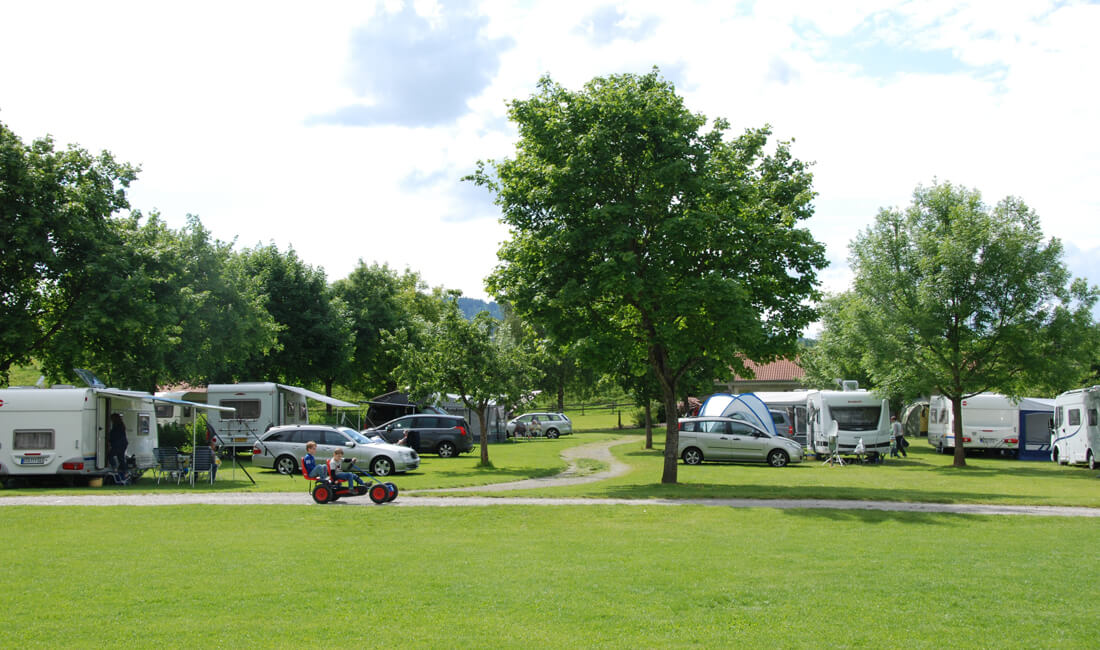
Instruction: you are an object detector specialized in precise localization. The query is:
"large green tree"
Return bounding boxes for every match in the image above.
[396,302,532,466]
[848,181,1098,467]
[41,213,278,392]
[0,121,138,380]
[474,71,826,483]
[226,244,352,394]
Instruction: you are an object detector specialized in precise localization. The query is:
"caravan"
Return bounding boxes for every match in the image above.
[206,383,357,451]
[806,384,891,457]
[1051,386,1100,469]
[926,393,1053,457]
[0,386,159,483]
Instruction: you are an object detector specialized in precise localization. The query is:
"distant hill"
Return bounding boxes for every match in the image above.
[457,297,502,320]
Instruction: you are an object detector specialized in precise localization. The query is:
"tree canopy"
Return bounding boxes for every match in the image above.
[847,181,1098,467]
[474,70,826,483]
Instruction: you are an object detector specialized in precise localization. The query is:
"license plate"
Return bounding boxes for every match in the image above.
[232,437,248,442]
[20,457,45,465]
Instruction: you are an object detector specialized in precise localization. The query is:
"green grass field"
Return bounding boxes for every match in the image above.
[2,506,1097,648]
[3,427,1099,647]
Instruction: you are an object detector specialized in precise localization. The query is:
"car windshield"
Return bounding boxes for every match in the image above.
[339,427,373,444]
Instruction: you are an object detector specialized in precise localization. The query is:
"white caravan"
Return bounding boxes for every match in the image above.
[926,393,1053,457]
[1051,386,1100,469]
[154,388,205,428]
[0,384,222,484]
[206,383,357,450]
[805,385,890,457]
[752,391,811,445]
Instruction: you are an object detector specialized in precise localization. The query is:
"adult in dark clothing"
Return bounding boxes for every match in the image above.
[108,413,128,477]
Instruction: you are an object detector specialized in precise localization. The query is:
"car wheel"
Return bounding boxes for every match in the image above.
[437,441,457,458]
[274,455,298,475]
[370,456,394,477]
[767,449,790,467]
[545,428,559,439]
[682,447,703,465]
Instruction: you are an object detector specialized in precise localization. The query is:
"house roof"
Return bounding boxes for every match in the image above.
[734,358,805,382]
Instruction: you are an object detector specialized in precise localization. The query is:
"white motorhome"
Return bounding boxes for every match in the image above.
[206,383,357,450]
[0,385,159,484]
[926,393,1053,457]
[752,391,811,445]
[154,388,205,428]
[806,384,891,457]
[1051,386,1100,469]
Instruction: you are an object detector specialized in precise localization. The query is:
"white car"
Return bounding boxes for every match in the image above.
[252,425,419,477]
[678,416,803,467]
[506,412,573,438]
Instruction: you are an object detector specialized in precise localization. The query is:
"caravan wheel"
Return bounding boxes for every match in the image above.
[1089,450,1096,471]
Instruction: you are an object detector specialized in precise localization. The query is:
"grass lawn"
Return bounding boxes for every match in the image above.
[2,506,1097,648]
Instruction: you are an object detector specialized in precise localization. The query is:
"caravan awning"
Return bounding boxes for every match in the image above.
[277,384,357,408]
[94,388,237,413]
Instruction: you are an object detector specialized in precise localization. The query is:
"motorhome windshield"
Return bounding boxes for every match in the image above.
[830,406,882,431]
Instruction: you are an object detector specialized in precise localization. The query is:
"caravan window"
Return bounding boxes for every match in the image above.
[1054,406,1063,428]
[14,429,54,450]
[830,406,882,431]
[155,404,174,418]
[138,414,151,436]
[220,399,261,420]
[1089,409,1098,427]
[285,400,296,418]
[1068,409,1081,426]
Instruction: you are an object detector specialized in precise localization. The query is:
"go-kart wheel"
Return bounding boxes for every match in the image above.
[384,482,398,502]
[312,485,331,504]
[369,483,389,504]
[355,485,369,496]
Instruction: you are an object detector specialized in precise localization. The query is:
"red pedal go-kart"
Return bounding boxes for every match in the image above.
[302,458,397,505]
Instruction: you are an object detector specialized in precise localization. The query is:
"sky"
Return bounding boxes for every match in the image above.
[3,0,1099,319]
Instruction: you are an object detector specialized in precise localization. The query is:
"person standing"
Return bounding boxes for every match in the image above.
[891,414,908,458]
[108,413,128,479]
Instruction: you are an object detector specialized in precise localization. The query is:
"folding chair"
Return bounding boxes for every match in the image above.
[107,456,131,485]
[190,446,216,486]
[154,447,184,485]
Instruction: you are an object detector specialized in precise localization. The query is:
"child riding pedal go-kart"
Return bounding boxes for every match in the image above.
[301,454,397,505]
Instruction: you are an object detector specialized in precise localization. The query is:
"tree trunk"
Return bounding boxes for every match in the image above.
[478,403,491,466]
[644,401,653,449]
[661,390,679,483]
[556,382,565,413]
[951,395,967,468]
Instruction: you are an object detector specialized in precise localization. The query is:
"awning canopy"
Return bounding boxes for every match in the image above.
[277,384,357,408]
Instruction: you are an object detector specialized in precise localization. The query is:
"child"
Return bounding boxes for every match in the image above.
[327,448,365,488]
[302,441,324,478]
[889,437,899,458]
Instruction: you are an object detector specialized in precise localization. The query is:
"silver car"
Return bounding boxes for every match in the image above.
[678,416,803,467]
[252,425,419,477]
[506,412,573,438]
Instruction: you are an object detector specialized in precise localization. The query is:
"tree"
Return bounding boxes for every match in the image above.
[333,262,456,397]
[396,302,532,466]
[800,292,877,391]
[473,70,826,483]
[848,181,1098,467]
[228,243,352,394]
[40,213,278,392]
[0,121,139,379]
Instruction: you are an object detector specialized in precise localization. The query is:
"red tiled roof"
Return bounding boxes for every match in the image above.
[733,358,804,382]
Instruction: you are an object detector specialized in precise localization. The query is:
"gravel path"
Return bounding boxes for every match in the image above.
[2,437,1097,517]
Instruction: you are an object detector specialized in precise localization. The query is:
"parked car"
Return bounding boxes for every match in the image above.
[770,409,794,437]
[252,425,419,477]
[678,416,803,467]
[505,412,573,438]
[363,414,474,457]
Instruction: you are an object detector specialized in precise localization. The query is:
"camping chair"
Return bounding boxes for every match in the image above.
[190,446,216,486]
[853,438,867,464]
[154,447,184,485]
[107,456,131,485]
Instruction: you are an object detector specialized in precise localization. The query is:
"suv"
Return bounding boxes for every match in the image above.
[252,424,419,477]
[505,412,573,438]
[364,414,473,457]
